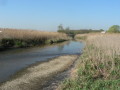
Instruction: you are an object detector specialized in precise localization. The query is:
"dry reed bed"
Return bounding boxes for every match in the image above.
[0,55,78,90]
[58,34,120,90]
[0,28,68,40]
[85,34,120,78]
[0,28,69,49]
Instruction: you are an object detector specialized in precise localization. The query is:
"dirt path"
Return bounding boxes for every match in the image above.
[0,55,78,90]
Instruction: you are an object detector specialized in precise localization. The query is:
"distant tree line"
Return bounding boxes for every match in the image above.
[58,29,104,34]
[57,24,104,35]
[58,24,120,35]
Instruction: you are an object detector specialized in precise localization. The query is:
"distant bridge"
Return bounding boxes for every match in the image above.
[67,34,76,39]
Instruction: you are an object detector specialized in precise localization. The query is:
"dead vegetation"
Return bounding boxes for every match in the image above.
[0,28,69,49]
[58,34,120,90]
[0,28,68,40]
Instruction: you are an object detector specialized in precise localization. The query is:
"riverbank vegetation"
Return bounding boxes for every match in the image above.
[0,28,69,50]
[58,34,120,90]
[75,34,88,40]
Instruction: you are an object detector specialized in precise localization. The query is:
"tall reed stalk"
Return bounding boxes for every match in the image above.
[59,34,120,90]
[0,28,69,48]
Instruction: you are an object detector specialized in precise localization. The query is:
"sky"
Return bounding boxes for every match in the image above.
[0,0,120,31]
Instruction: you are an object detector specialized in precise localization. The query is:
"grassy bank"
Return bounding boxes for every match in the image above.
[0,55,78,90]
[58,34,120,90]
[0,28,69,50]
[75,34,88,40]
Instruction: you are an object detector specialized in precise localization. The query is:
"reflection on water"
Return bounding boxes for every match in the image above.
[0,41,84,83]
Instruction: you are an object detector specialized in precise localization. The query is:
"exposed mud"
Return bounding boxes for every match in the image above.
[41,55,80,90]
[0,55,78,90]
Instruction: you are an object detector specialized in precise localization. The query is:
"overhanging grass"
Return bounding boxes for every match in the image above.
[0,29,70,49]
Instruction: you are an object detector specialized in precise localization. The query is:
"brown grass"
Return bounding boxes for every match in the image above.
[76,33,120,79]
[84,34,120,78]
[0,28,69,41]
[58,33,120,90]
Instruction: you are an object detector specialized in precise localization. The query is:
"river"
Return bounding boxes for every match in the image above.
[0,41,84,83]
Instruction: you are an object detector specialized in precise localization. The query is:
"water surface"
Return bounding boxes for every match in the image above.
[0,41,84,82]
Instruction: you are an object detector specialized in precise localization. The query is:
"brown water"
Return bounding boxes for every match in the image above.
[0,41,84,83]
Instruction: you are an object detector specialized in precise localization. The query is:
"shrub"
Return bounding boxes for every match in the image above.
[107,25,120,33]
